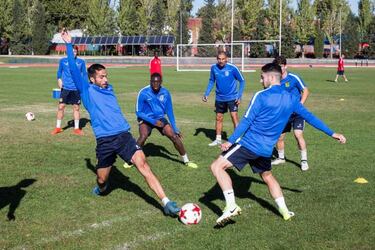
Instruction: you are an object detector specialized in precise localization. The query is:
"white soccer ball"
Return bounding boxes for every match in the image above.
[179,203,202,225]
[25,112,35,121]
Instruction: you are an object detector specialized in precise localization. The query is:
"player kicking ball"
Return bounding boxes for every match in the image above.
[210,63,346,226]
[60,30,180,217]
[135,73,198,169]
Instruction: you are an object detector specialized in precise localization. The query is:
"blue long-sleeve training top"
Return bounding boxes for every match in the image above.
[136,85,179,133]
[228,85,334,157]
[65,43,130,138]
[281,72,307,99]
[204,63,245,102]
[57,57,87,90]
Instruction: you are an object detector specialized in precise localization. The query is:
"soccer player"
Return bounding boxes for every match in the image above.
[135,73,198,169]
[60,30,180,217]
[149,50,162,76]
[334,54,348,82]
[202,51,245,146]
[271,56,310,171]
[210,63,346,226]
[51,45,87,135]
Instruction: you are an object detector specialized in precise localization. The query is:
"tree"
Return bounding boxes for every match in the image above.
[358,0,373,42]
[342,11,360,58]
[214,0,231,43]
[165,0,181,36]
[150,0,166,35]
[118,0,146,35]
[281,21,296,58]
[295,0,315,58]
[250,9,268,58]
[236,0,264,40]
[31,0,49,55]
[314,23,325,58]
[198,0,216,44]
[86,0,117,35]
[10,0,31,54]
[176,0,192,44]
[315,0,350,58]
[0,0,12,39]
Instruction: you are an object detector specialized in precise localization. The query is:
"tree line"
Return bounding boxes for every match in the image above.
[0,0,374,58]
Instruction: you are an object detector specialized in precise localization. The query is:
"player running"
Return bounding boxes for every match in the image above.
[271,56,311,171]
[135,73,198,169]
[51,45,87,135]
[202,51,245,146]
[60,30,180,217]
[334,54,348,82]
[210,63,346,226]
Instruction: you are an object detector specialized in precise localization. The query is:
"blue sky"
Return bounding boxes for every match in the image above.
[191,0,359,16]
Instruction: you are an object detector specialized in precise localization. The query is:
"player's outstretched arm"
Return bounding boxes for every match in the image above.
[61,30,87,93]
[203,66,215,101]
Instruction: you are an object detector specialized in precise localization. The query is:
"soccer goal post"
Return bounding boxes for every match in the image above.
[176,43,254,72]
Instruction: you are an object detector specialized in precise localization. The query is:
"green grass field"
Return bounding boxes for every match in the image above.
[0,66,374,249]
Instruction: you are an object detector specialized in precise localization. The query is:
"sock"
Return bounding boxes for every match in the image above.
[181,154,189,163]
[300,150,307,161]
[162,197,170,206]
[74,119,80,129]
[97,181,107,193]
[216,135,222,142]
[56,119,62,128]
[278,149,285,159]
[223,189,236,208]
[275,196,288,211]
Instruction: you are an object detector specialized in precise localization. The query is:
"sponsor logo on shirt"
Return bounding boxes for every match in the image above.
[285,82,290,88]
[158,95,164,102]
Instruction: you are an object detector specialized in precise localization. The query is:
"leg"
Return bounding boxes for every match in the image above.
[272,133,287,165]
[163,124,186,156]
[210,155,241,225]
[137,123,150,147]
[334,74,339,82]
[229,111,239,129]
[96,166,112,192]
[260,171,294,220]
[72,104,80,129]
[294,126,308,171]
[131,150,166,200]
[343,74,348,81]
[209,112,224,146]
[51,103,65,134]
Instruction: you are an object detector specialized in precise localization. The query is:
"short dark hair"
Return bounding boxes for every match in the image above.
[88,64,106,80]
[261,63,282,74]
[73,45,79,51]
[150,72,162,82]
[217,51,227,58]
[273,55,287,66]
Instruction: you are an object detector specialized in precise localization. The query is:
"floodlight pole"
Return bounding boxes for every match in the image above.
[230,0,234,63]
[279,0,282,56]
[339,7,342,57]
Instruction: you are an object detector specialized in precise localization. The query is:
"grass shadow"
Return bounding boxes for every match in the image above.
[326,80,336,83]
[85,158,163,212]
[142,143,183,165]
[199,169,302,219]
[62,118,91,130]
[0,179,37,221]
[193,128,228,141]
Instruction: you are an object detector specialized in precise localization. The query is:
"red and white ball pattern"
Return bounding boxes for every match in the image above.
[179,203,202,225]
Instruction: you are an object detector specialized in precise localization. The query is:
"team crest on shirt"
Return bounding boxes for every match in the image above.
[285,82,290,88]
[225,70,229,76]
[158,95,165,102]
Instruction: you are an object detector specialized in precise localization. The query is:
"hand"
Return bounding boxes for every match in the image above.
[61,28,72,43]
[235,99,241,105]
[202,96,208,102]
[155,120,164,127]
[332,133,346,144]
[220,142,232,151]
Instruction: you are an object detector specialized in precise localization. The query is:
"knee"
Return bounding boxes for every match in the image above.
[97,175,107,185]
[216,114,224,122]
[137,134,148,144]
[260,171,272,183]
[210,160,222,176]
[170,134,180,144]
[58,105,65,112]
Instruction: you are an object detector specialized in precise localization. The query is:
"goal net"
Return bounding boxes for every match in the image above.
[176,43,254,72]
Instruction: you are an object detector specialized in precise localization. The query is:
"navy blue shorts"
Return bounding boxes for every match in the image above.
[138,118,169,136]
[337,70,344,75]
[215,100,238,113]
[221,144,272,173]
[59,88,81,105]
[283,113,305,133]
[95,131,141,168]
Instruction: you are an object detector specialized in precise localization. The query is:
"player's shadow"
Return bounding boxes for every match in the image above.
[199,169,302,220]
[62,118,91,130]
[0,179,37,221]
[326,80,336,83]
[193,128,228,141]
[142,143,182,165]
[85,158,163,212]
